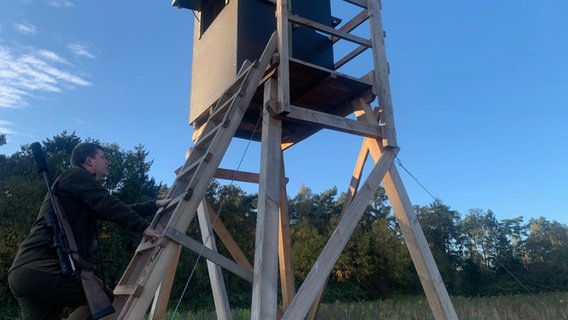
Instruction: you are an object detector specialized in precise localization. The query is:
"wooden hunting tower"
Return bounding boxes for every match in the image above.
[108,1,459,319]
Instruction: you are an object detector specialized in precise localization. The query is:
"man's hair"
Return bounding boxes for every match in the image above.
[70,143,105,166]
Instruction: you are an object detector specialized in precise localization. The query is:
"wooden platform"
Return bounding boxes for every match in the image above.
[193,57,375,145]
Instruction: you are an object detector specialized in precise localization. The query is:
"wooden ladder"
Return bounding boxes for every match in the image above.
[108,34,277,320]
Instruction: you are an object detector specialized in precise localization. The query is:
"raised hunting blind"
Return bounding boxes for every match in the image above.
[109,0,459,319]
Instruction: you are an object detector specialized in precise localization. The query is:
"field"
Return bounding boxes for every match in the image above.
[2,292,566,319]
[175,292,568,320]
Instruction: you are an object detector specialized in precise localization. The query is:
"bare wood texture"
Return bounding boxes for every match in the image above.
[332,9,369,43]
[197,201,232,320]
[214,167,260,184]
[334,45,367,70]
[278,160,295,310]
[282,147,397,320]
[206,202,253,273]
[276,0,290,114]
[358,102,457,319]
[367,0,397,147]
[251,107,283,319]
[164,227,253,282]
[288,14,371,47]
[285,104,382,138]
[148,245,181,320]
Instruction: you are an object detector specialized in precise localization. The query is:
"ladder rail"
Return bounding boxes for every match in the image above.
[110,33,278,320]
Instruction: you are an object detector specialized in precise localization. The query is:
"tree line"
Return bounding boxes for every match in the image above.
[1,132,567,315]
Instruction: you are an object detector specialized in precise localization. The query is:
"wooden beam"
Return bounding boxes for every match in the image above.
[277,0,290,114]
[215,167,260,184]
[148,245,181,320]
[251,95,283,320]
[278,160,295,309]
[164,227,253,283]
[367,0,397,147]
[282,147,397,320]
[359,106,458,319]
[343,0,368,9]
[332,10,369,43]
[307,101,375,320]
[288,14,371,48]
[284,105,382,138]
[334,45,367,70]
[206,201,254,273]
[197,201,232,320]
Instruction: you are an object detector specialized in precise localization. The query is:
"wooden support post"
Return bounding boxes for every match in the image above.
[367,0,397,148]
[250,105,283,319]
[282,147,397,320]
[358,103,457,319]
[364,138,457,320]
[276,0,290,114]
[278,158,295,310]
[148,245,181,320]
[197,200,232,320]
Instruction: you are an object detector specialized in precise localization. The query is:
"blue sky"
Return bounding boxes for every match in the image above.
[1,1,567,225]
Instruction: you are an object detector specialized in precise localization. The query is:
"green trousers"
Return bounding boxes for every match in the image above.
[8,259,89,320]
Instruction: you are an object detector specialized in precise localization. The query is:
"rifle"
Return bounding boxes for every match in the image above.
[31,142,115,320]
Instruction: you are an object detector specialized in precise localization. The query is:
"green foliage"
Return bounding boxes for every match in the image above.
[0,132,165,316]
[3,132,568,318]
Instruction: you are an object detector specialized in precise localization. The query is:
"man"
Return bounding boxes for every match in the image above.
[8,143,171,319]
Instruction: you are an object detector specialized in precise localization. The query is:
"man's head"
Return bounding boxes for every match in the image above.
[71,143,108,180]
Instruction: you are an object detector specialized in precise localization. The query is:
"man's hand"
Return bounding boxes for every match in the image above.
[143,226,162,242]
[155,198,172,208]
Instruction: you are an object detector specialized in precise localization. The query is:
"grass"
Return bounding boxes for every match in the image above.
[171,292,568,320]
[2,292,566,319]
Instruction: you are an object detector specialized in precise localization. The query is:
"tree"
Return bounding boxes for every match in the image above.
[417,199,462,291]
[524,217,568,291]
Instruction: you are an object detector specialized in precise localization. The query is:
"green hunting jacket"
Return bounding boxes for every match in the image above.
[9,165,158,272]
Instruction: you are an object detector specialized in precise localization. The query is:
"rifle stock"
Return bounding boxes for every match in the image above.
[31,142,115,319]
[80,268,116,319]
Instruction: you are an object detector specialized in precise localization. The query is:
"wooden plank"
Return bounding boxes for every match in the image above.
[307,101,374,320]
[359,105,457,319]
[148,245,181,320]
[332,10,369,43]
[207,202,253,273]
[284,104,382,138]
[288,14,371,48]
[277,0,290,114]
[164,227,253,283]
[343,0,368,9]
[214,167,260,184]
[367,0,397,147]
[113,285,143,297]
[278,161,295,310]
[251,107,283,320]
[115,240,183,319]
[197,201,232,320]
[334,45,367,70]
[282,147,397,320]
[362,139,458,320]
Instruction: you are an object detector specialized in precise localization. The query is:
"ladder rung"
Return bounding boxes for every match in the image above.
[135,232,170,252]
[193,124,222,151]
[176,153,211,181]
[210,92,239,122]
[212,61,257,107]
[114,284,143,297]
